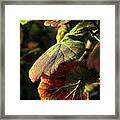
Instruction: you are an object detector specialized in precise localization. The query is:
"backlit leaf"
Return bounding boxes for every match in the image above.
[37,60,99,100]
[29,38,85,82]
[20,20,30,25]
[27,20,100,100]
[44,20,70,27]
[56,24,70,42]
[85,82,100,92]
[29,21,96,82]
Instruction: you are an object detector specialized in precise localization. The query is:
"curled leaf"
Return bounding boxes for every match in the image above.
[29,21,99,82]
[29,38,85,82]
[87,42,100,72]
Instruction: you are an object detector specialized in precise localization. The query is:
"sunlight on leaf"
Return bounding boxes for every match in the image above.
[29,39,85,82]
[27,20,100,100]
[20,20,31,25]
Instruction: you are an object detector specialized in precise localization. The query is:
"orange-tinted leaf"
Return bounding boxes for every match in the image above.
[38,74,71,100]
[37,60,99,100]
[38,61,82,100]
[44,20,70,27]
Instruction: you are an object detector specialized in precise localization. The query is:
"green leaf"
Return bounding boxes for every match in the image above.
[56,24,70,42]
[85,82,100,100]
[29,38,85,82]
[29,20,100,83]
[73,80,85,100]
[69,21,93,34]
[20,20,30,25]
[59,21,93,43]
[64,61,99,99]
[85,82,100,92]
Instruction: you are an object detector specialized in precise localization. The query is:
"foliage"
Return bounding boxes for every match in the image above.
[21,20,100,100]
[20,20,31,25]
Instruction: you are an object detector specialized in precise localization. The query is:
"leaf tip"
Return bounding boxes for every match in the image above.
[29,66,40,83]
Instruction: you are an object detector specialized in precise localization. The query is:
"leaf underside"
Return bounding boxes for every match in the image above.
[29,39,85,82]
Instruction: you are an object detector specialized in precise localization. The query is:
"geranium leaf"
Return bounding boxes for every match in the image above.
[72,80,85,100]
[29,20,100,84]
[29,39,85,82]
[37,61,99,100]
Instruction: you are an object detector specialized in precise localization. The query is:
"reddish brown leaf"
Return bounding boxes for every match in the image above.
[87,42,100,72]
[38,74,71,100]
[37,60,98,100]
